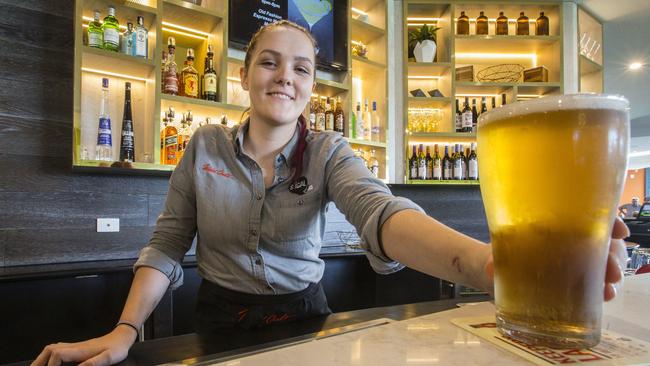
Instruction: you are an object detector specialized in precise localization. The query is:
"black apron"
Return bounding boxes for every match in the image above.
[194,279,332,333]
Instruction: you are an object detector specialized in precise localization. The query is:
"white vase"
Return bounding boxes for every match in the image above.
[414,40,437,63]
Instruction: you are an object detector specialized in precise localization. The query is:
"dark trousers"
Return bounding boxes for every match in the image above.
[194,279,332,333]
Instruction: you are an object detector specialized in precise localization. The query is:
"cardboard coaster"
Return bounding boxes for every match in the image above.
[451,316,650,365]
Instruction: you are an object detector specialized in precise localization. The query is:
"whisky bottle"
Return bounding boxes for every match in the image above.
[476,11,488,35]
[517,12,529,35]
[442,145,452,180]
[88,10,103,48]
[315,97,326,131]
[180,49,199,98]
[409,145,418,180]
[120,22,134,56]
[102,5,120,51]
[369,149,379,178]
[496,11,508,35]
[536,12,549,36]
[134,16,148,58]
[334,96,345,135]
[457,11,469,35]
[309,96,317,130]
[425,146,433,180]
[163,107,178,165]
[119,82,135,163]
[461,97,472,132]
[202,44,218,101]
[163,37,179,95]
[160,112,168,164]
[95,78,112,161]
[370,101,380,141]
[325,97,334,131]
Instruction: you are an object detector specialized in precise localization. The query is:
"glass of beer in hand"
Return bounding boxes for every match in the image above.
[477,94,629,348]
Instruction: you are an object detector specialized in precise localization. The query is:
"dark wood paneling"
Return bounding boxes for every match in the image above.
[4,227,153,266]
[0,192,148,229]
[0,230,5,267]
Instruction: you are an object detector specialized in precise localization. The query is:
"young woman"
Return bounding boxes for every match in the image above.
[32,20,629,366]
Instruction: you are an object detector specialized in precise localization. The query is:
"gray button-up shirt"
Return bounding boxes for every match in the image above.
[135,121,424,294]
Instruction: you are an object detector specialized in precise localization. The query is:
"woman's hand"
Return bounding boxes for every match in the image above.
[483,217,630,301]
[30,325,137,366]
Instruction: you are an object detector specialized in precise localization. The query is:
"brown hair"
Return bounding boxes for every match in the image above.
[240,20,317,184]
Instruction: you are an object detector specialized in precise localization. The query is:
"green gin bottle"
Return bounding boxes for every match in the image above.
[102,5,120,51]
[88,10,103,48]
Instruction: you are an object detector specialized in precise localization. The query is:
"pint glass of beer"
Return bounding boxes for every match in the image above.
[477,94,629,348]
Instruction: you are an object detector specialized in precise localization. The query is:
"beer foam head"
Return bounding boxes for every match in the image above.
[478,94,629,127]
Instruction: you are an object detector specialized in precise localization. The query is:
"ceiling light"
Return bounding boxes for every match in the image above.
[629,62,643,70]
[629,150,650,158]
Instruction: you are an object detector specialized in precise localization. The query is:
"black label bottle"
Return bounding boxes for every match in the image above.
[119,82,135,162]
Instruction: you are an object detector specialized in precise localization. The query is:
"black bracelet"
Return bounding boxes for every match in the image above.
[116,321,139,337]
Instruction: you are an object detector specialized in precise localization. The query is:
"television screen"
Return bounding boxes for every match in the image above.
[229,0,348,71]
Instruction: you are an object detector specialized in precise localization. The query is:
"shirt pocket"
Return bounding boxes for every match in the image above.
[271,192,322,242]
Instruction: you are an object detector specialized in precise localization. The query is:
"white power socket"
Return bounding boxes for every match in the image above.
[97,218,120,232]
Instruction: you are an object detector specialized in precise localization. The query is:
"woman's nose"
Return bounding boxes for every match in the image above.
[274,65,292,85]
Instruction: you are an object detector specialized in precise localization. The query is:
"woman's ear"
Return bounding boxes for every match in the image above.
[240,66,248,91]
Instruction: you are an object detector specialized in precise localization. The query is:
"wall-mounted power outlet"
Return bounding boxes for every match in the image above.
[97,218,120,232]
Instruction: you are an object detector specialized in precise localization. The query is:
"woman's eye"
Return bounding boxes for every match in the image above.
[296,67,310,74]
[261,61,276,67]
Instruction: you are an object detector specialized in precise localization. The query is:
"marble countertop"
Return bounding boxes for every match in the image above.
[161,275,650,366]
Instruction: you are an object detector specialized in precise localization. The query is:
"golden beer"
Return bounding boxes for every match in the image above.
[477,95,629,348]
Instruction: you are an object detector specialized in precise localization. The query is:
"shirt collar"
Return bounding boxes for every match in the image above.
[234,117,301,168]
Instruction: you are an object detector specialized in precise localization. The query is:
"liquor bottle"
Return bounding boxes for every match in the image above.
[88,10,103,48]
[501,93,507,107]
[203,44,218,101]
[334,97,345,135]
[425,146,433,180]
[471,99,478,132]
[459,144,468,180]
[363,98,372,140]
[134,16,148,58]
[316,97,326,132]
[220,115,228,126]
[457,11,469,35]
[462,97,472,132]
[180,48,199,98]
[491,96,496,109]
[442,145,452,180]
[350,102,357,138]
[468,142,478,180]
[371,101,380,141]
[480,97,488,116]
[369,149,379,178]
[355,102,364,139]
[517,12,529,35]
[455,99,462,132]
[163,37,179,95]
[119,82,135,163]
[432,144,442,180]
[120,22,134,56]
[409,145,418,180]
[162,107,178,165]
[325,97,334,131]
[102,5,120,51]
[160,112,168,164]
[536,12,549,36]
[309,96,317,130]
[177,112,192,161]
[417,144,426,180]
[476,11,488,35]
[496,11,508,35]
[95,78,112,161]
[161,50,167,92]
[452,145,462,180]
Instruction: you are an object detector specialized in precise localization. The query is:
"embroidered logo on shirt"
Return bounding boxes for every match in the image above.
[202,163,233,179]
[289,176,313,195]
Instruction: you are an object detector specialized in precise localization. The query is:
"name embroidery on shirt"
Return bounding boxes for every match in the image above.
[202,163,233,179]
[289,176,313,195]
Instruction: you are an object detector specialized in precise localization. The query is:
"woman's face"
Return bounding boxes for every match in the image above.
[241,26,316,127]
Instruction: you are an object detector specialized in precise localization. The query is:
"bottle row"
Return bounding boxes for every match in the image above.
[454,94,507,133]
[162,37,218,101]
[456,10,549,36]
[86,6,149,58]
[408,143,478,181]
[95,78,135,163]
[354,148,381,178]
[350,99,382,142]
[308,96,345,135]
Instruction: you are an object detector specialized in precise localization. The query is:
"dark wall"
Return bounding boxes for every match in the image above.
[0,0,171,267]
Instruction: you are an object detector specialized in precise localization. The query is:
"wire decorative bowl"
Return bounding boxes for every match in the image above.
[336,231,361,247]
[476,64,525,83]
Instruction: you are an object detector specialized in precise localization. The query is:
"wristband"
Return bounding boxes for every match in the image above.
[116,321,140,337]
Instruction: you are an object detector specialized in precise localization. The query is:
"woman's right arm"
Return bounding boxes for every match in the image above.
[31,266,171,366]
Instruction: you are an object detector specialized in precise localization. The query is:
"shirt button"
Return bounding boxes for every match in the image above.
[250,229,258,236]
[297,199,304,206]
[255,259,262,265]
[256,194,262,200]
[277,157,282,163]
